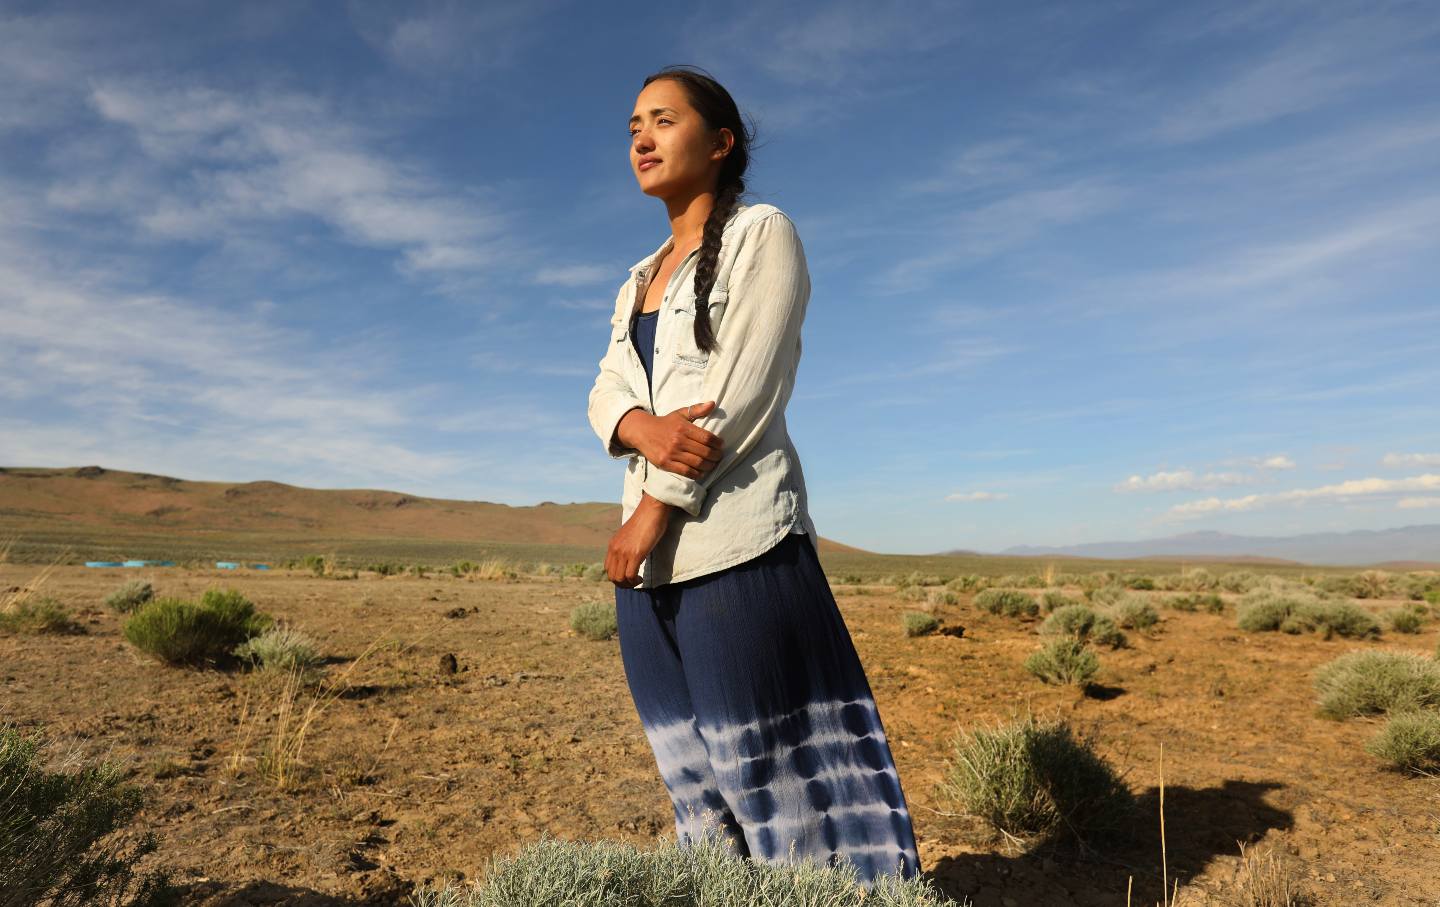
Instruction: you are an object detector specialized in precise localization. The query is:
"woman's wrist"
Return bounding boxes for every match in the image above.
[615,406,651,450]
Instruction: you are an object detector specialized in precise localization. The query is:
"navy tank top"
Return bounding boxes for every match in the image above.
[631,308,659,389]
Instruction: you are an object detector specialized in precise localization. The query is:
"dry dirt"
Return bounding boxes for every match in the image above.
[3,565,1439,906]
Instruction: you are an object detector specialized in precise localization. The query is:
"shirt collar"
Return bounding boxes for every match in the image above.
[627,203,751,276]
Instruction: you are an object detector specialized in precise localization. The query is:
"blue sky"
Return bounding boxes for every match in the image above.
[2,1,1438,555]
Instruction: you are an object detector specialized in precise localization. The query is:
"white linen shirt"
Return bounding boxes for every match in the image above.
[586,202,819,588]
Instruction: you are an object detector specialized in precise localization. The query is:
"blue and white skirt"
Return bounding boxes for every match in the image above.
[614,529,921,885]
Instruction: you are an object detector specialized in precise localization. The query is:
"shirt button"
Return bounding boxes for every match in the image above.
[654,346,660,353]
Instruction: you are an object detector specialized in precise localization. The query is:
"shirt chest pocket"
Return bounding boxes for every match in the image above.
[668,284,728,371]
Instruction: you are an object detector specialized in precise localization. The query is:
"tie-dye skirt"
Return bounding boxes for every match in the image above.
[613,529,921,886]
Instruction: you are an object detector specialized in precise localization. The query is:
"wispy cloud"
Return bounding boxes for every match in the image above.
[1165,473,1440,519]
[1148,6,1440,144]
[1398,497,1440,510]
[85,82,511,277]
[946,490,1009,502]
[1114,469,1251,493]
[1383,452,1440,468]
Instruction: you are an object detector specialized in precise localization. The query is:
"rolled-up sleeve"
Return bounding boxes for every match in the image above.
[641,211,810,516]
[587,304,650,459]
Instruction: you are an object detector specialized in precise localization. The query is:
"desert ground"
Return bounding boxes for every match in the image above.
[4,557,1439,907]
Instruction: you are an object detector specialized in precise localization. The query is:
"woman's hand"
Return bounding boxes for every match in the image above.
[607,493,671,587]
[617,402,724,479]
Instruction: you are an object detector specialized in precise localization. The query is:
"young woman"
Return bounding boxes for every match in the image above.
[586,65,921,887]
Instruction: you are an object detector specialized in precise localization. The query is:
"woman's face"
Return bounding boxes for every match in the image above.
[629,79,728,200]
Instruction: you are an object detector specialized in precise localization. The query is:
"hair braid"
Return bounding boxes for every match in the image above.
[689,179,743,354]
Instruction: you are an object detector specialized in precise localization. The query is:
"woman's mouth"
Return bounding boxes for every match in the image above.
[639,160,661,171]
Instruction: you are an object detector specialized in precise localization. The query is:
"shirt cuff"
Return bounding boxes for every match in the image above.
[596,397,646,459]
[642,467,705,517]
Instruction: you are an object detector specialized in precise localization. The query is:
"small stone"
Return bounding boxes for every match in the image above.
[438,653,458,674]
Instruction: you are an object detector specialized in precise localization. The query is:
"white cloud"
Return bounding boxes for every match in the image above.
[1166,473,1440,518]
[1149,8,1440,144]
[84,81,510,277]
[1397,496,1440,510]
[1114,469,1251,493]
[945,490,1009,502]
[1383,452,1440,468]
[533,264,616,288]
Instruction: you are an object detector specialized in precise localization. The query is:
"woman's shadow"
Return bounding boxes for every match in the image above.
[925,777,1294,906]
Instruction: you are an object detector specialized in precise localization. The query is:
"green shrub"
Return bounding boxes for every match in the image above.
[1024,638,1100,686]
[1109,595,1160,630]
[582,562,608,583]
[1312,651,1440,719]
[1040,590,1081,613]
[898,585,928,602]
[946,574,986,592]
[1278,602,1381,640]
[975,589,1038,618]
[570,601,618,641]
[232,625,323,674]
[104,580,155,614]
[1087,583,1125,607]
[1365,711,1440,774]
[925,587,959,607]
[0,723,176,906]
[903,611,940,637]
[409,825,959,906]
[1352,570,1393,600]
[937,714,1135,847]
[122,591,272,667]
[1039,605,1126,649]
[302,554,328,576]
[1121,574,1154,591]
[1176,568,1217,592]
[0,596,82,635]
[1387,608,1425,634]
[1219,571,1260,593]
[1426,590,1440,606]
[1167,592,1224,613]
[1235,584,1354,633]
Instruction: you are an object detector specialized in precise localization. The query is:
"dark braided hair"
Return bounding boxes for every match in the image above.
[640,65,756,355]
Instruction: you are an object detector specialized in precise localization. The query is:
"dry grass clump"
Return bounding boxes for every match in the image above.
[937,714,1134,850]
[903,611,940,637]
[0,536,77,636]
[409,819,966,906]
[1229,841,1315,906]
[570,601,618,641]
[1312,650,1440,719]
[0,594,82,635]
[1024,638,1099,687]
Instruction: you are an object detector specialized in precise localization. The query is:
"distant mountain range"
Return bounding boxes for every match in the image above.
[0,465,869,554]
[964,526,1440,568]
